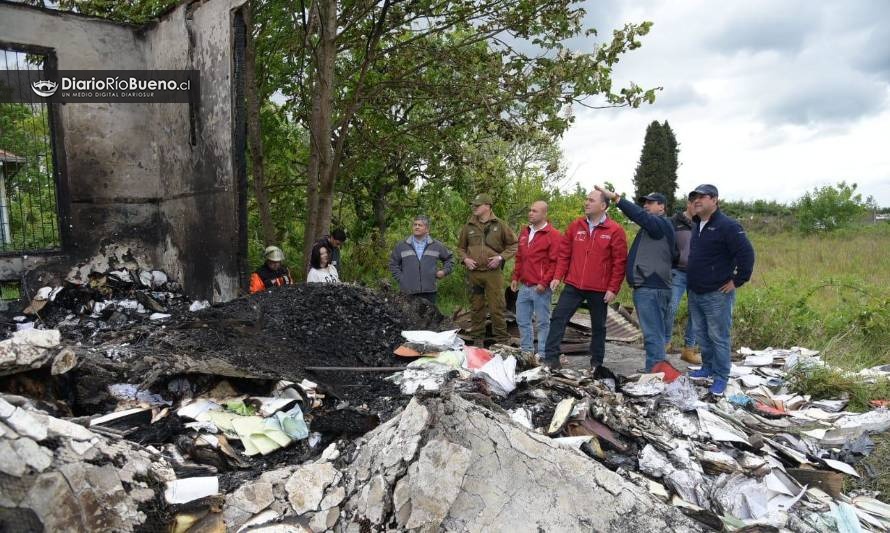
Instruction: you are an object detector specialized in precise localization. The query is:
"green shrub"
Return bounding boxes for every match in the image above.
[793,181,866,233]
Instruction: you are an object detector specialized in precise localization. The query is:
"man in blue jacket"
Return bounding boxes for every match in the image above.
[686,184,755,395]
[597,186,676,372]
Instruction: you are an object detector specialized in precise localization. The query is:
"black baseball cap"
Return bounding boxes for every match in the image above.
[689,184,719,198]
[641,192,667,204]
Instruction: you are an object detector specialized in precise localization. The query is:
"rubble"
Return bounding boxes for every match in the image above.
[377,345,890,530]
[0,329,61,376]
[336,395,699,531]
[2,263,889,532]
[0,394,177,531]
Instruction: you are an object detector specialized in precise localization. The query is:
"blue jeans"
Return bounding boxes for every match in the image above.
[667,269,696,347]
[544,284,607,367]
[633,287,672,371]
[515,284,552,353]
[689,290,735,380]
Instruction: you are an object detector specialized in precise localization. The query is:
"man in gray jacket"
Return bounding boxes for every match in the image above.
[389,215,454,306]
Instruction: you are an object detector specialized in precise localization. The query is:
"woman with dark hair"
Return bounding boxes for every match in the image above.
[307,244,340,283]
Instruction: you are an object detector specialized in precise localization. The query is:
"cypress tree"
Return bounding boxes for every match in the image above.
[633,120,679,213]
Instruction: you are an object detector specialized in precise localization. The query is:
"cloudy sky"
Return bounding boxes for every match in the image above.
[560,0,890,205]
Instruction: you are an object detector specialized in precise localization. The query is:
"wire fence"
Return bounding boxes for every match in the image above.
[0,48,61,253]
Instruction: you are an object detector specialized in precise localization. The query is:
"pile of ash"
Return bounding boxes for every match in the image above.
[147,283,445,378]
[40,282,447,417]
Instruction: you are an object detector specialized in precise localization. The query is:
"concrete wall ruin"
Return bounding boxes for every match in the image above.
[0,0,248,302]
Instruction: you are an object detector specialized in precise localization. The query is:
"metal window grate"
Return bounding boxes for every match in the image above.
[0,48,61,253]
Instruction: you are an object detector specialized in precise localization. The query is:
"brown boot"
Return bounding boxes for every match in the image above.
[681,346,702,365]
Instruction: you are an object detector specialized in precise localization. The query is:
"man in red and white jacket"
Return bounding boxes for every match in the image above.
[541,189,628,369]
[510,201,561,356]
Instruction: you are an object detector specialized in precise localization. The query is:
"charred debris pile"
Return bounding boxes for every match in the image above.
[2,265,890,531]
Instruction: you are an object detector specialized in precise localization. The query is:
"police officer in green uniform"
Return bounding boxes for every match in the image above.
[457,193,518,345]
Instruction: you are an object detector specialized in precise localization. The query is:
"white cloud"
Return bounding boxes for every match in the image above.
[561,0,890,205]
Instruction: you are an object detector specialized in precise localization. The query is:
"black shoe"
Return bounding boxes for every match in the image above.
[542,358,562,370]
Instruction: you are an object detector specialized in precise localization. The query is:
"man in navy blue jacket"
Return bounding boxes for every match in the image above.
[685,184,755,395]
[596,186,677,372]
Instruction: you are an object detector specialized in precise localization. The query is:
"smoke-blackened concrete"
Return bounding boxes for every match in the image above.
[0,0,248,301]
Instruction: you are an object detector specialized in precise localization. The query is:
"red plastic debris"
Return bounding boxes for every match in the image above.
[652,360,682,383]
[394,345,422,357]
[754,402,788,417]
[464,346,494,370]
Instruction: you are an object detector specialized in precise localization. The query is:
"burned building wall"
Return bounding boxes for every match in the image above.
[0,5,160,272]
[0,0,247,302]
[151,0,247,302]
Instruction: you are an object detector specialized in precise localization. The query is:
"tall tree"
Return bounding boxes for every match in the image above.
[633,120,679,212]
[243,2,278,246]
[261,0,659,261]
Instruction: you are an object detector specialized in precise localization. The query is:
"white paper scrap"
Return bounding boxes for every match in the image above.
[164,477,219,504]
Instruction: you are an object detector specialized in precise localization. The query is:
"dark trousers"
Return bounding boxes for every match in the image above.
[413,292,437,305]
[543,284,608,366]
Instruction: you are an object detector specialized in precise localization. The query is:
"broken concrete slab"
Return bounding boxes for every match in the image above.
[0,398,47,441]
[223,480,276,529]
[229,481,275,515]
[392,438,473,529]
[0,400,178,531]
[310,506,340,532]
[284,462,341,515]
[337,395,703,532]
[319,485,346,510]
[11,437,53,473]
[0,439,26,477]
[30,411,95,441]
[0,329,61,376]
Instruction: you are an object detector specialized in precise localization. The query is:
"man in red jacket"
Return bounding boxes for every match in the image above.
[510,201,560,356]
[541,190,628,369]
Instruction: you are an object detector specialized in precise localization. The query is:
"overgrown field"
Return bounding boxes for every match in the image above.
[731,223,890,370]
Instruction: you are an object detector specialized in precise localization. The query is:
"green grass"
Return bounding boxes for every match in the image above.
[732,223,890,370]
[788,365,890,412]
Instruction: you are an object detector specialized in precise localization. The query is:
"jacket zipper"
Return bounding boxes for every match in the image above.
[580,222,591,287]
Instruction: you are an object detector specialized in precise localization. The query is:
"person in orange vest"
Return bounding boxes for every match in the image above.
[249,246,294,293]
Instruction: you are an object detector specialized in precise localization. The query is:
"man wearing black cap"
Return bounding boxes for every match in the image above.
[596,186,677,372]
[313,228,347,275]
[457,193,518,346]
[686,184,755,396]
